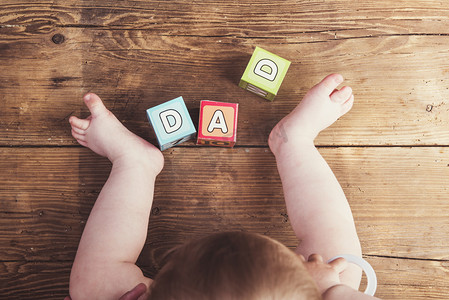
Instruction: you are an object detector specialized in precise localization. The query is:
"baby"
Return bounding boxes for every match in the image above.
[66,74,380,300]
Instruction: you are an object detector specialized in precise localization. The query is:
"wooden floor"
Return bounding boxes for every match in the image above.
[1,0,449,299]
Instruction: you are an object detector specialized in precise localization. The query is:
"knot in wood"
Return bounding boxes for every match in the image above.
[51,33,65,44]
[151,207,161,216]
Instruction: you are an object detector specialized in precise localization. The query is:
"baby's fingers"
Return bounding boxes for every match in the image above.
[328,257,348,274]
[118,283,147,300]
[308,254,324,263]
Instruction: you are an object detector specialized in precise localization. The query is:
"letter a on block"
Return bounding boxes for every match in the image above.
[160,109,182,134]
[207,110,228,134]
[254,59,278,81]
[197,100,238,147]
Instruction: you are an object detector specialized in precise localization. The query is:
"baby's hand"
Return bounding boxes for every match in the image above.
[303,254,348,294]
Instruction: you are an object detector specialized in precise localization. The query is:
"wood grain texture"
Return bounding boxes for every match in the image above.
[368,256,449,300]
[1,147,449,299]
[0,257,448,300]
[1,2,449,146]
[0,261,71,300]
[2,1,449,35]
[2,1,449,299]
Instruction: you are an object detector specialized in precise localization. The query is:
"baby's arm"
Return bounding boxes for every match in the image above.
[68,94,164,299]
[269,74,362,288]
[275,138,362,287]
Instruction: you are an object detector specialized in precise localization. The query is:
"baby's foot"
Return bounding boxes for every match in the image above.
[69,93,164,174]
[269,74,354,155]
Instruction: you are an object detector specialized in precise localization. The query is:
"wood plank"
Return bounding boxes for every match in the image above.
[321,147,449,260]
[0,256,448,299]
[2,1,449,36]
[1,2,449,146]
[1,29,449,146]
[365,256,449,300]
[0,261,70,300]
[1,147,448,262]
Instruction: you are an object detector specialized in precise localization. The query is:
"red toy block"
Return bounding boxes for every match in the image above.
[197,100,239,147]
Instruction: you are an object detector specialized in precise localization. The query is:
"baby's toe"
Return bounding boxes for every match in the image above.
[71,125,86,136]
[77,140,88,147]
[71,129,87,143]
[340,94,354,115]
[330,86,353,103]
[314,73,344,95]
[83,93,108,117]
[69,116,90,131]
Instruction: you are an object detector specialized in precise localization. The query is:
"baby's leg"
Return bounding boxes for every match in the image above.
[68,93,164,299]
[269,74,362,289]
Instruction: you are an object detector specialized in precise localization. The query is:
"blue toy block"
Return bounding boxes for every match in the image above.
[146,96,197,151]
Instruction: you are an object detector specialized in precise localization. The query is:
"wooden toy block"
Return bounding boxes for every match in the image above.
[239,46,291,101]
[146,96,197,151]
[197,100,239,147]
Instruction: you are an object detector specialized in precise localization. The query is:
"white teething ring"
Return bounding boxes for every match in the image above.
[328,254,377,296]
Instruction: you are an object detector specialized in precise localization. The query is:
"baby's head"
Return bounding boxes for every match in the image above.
[149,231,321,299]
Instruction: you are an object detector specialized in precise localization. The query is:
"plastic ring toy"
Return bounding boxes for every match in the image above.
[328,254,377,296]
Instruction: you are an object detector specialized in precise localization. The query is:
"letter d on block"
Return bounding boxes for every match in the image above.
[160,109,182,134]
[254,59,278,81]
